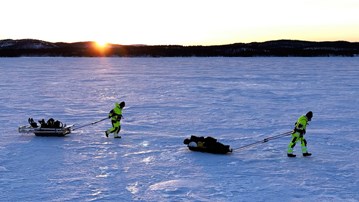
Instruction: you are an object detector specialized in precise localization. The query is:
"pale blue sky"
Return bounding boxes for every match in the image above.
[1,0,358,45]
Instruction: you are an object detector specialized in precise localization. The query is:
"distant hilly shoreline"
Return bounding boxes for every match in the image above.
[1,39,359,57]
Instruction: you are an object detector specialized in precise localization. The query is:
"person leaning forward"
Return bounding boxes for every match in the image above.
[105,101,125,138]
[287,111,313,157]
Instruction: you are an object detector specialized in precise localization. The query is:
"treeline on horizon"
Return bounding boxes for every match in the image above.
[1,39,359,57]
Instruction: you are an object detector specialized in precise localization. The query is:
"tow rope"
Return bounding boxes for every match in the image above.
[232,131,292,152]
[71,117,109,131]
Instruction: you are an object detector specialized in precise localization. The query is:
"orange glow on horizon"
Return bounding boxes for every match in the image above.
[1,0,359,45]
[92,41,111,56]
[95,41,108,48]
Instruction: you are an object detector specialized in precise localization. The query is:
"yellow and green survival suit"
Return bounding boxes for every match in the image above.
[287,111,313,157]
[105,101,125,138]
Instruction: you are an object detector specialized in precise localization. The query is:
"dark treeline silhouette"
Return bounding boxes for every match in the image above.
[1,39,359,57]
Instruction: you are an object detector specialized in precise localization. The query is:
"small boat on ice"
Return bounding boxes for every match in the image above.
[18,125,72,136]
[18,118,72,137]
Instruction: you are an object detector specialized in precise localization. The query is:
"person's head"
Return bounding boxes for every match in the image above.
[306,111,313,121]
[115,101,125,109]
[120,101,125,109]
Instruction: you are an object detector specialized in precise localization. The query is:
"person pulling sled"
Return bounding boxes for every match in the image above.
[287,111,313,157]
[105,101,125,138]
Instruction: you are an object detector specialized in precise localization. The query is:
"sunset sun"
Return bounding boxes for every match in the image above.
[95,41,108,48]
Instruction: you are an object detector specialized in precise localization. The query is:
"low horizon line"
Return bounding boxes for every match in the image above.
[1,38,358,47]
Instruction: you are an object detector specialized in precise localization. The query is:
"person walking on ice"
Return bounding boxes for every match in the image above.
[105,101,125,138]
[287,111,313,157]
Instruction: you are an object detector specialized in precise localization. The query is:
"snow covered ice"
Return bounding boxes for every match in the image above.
[0,57,358,201]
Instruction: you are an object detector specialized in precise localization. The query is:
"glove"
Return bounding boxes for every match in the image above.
[294,128,305,135]
[116,115,123,121]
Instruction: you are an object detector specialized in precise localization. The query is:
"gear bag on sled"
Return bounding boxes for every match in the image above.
[183,135,232,154]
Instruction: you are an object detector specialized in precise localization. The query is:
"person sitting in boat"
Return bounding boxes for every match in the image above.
[36,118,64,128]
[47,118,64,128]
[38,119,48,128]
[53,119,64,128]
[47,118,55,127]
[28,118,38,128]
[183,135,232,154]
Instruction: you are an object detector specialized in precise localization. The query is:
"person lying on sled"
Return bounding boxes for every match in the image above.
[183,135,232,154]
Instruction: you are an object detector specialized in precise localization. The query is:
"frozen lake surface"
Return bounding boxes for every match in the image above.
[0,57,358,201]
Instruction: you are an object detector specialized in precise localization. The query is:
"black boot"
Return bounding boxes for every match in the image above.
[287,153,296,158]
[303,152,312,157]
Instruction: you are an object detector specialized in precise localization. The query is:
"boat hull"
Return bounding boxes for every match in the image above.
[18,125,73,137]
